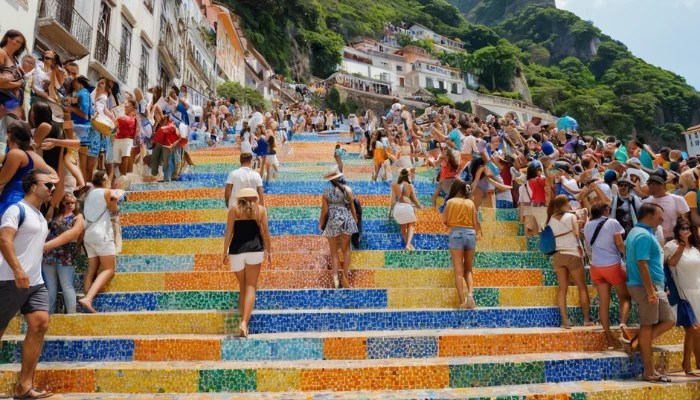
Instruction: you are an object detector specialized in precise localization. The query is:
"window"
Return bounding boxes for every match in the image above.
[438,80,444,90]
[97,1,111,37]
[143,0,153,13]
[451,83,458,94]
[396,65,403,72]
[425,78,434,88]
[139,44,149,91]
[120,24,132,59]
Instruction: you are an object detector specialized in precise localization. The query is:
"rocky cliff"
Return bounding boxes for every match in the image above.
[449,0,556,26]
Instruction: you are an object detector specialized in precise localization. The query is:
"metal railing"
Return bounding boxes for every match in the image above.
[138,67,148,92]
[94,31,130,83]
[39,0,93,51]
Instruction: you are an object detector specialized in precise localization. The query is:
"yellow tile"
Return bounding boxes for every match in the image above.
[374,270,454,289]
[349,251,385,269]
[47,312,231,336]
[95,368,199,393]
[499,287,597,307]
[256,369,300,392]
[121,239,224,255]
[196,209,227,223]
[387,288,459,308]
[653,327,686,346]
[479,221,520,236]
[103,273,166,292]
[475,236,527,252]
[0,371,18,395]
[4,317,20,335]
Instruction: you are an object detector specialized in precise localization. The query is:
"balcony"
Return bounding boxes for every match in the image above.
[186,48,210,85]
[158,30,181,80]
[138,67,148,92]
[412,62,458,79]
[91,31,130,84]
[36,0,92,58]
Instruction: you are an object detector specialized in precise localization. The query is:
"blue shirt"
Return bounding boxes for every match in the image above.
[447,129,462,151]
[71,88,91,125]
[625,223,664,286]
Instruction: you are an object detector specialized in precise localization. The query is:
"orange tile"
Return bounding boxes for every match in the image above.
[473,269,542,286]
[164,271,237,291]
[127,188,223,202]
[121,210,200,226]
[35,369,95,393]
[133,339,221,361]
[323,337,367,360]
[299,365,449,391]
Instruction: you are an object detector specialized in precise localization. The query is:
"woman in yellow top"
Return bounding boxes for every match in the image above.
[441,179,482,309]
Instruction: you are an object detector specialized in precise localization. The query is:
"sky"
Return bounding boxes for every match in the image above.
[555,0,699,90]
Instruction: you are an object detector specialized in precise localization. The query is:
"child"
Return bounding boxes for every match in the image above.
[334,143,346,172]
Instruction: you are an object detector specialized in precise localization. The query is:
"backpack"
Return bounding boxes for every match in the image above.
[540,214,575,256]
[4,203,26,229]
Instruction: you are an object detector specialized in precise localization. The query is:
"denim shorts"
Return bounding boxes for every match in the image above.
[448,227,476,251]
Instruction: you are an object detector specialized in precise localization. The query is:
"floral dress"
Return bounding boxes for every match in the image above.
[322,186,358,237]
[43,214,77,266]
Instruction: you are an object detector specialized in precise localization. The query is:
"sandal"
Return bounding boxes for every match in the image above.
[685,369,700,377]
[643,375,671,383]
[239,322,249,338]
[619,334,638,357]
[13,387,53,399]
[560,324,572,330]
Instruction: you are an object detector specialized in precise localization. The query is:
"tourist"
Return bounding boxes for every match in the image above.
[0,121,57,215]
[432,146,459,208]
[642,172,690,240]
[442,179,480,309]
[0,169,54,400]
[391,169,424,250]
[112,99,138,176]
[67,75,96,183]
[621,203,675,382]
[223,188,271,338]
[546,194,591,328]
[30,101,64,172]
[664,217,700,376]
[0,30,27,119]
[397,132,415,181]
[42,193,83,314]
[319,166,358,289]
[265,134,279,182]
[334,143,345,173]
[225,153,264,209]
[248,105,263,132]
[609,173,643,236]
[252,124,268,173]
[583,203,631,349]
[150,113,182,182]
[79,170,119,313]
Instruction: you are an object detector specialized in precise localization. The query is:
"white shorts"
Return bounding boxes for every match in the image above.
[268,154,279,166]
[84,240,117,258]
[112,138,134,163]
[229,252,264,272]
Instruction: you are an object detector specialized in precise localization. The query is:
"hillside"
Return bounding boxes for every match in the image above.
[450,0,555,26]
[221,0,700,144]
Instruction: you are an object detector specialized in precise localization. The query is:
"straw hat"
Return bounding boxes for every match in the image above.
[236,188,259,199]
[322,166,343,181]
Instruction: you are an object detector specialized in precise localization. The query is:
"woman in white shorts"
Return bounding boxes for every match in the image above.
[79,170,119,313]
[397,133,415,181]
[223,188,272,338]
[390,169,424,250]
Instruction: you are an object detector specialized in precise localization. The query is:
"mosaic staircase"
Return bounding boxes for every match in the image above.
[1,136,699,398]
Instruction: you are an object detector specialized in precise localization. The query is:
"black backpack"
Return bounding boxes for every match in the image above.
[351,198,362,249]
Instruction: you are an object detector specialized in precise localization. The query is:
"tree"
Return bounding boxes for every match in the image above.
[217,81,268,110]
[466,39,520,91]
[653,123,685,143]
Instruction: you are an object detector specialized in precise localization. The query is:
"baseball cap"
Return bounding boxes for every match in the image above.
[647,173,665,185]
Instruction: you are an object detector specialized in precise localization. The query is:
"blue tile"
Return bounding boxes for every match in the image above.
[367,336,438,359]
[220,338,324,361]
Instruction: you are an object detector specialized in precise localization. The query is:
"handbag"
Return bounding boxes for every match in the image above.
[667,261,698,328]
[91,112,115,137]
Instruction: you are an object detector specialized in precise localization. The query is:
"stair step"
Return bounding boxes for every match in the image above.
[0,349,687,394]
[90,269,546,292]
[7,307,608,336]
[112,250,552,272]
[2,328,686,363]
[82,286,599,312]
[48,379,700,399]
[120,235,534,254]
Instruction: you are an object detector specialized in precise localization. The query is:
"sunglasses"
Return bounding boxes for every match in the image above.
[41,181,55,191]
[43,57,52,61]
[680,227,692,231]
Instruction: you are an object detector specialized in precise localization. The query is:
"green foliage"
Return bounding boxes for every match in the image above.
[325,86,342,113]
[455,100,472,113]
[466,39,521,91]
[653,123,685,143]
[217,82,269,110]
[435,93,455,107]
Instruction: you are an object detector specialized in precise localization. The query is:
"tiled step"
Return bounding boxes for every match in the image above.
[47,379,700,399]
[89,269,546,292]
[112,250,552,272]
[1,327,686,363]
[1,349,688,394]
[6,306,601,336]
[80,286,599,312]
[120,235,534,254]
[121,220,523,237]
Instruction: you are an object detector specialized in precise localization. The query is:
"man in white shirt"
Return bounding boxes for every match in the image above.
[225,153,264,209]
[0,169,54,399]
[248,105,263,133]
[642,173,690,239]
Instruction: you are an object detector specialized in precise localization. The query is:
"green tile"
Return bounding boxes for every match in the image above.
[121,199,223,212]
[198,369,256,392]
[474,288,499,307]
[449,361,545,388]
[156,291,238,311]
[0,340,18,364]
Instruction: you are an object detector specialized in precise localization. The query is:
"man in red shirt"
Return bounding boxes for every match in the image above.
[113,100,138,175]
[150,114,183,182]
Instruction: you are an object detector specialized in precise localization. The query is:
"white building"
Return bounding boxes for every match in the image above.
[408,23,465,53]
[181,0,215,108]
[685,125,700,157]
[4,0,39,54]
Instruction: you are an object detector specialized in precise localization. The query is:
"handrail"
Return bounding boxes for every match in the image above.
[39,0,93,51]
[94,31,130,83]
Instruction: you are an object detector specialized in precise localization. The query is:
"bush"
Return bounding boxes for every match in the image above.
[455,101,472,113]
[217,81,268,110]
[435,93,455,107]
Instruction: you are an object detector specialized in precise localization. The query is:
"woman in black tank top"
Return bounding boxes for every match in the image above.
[222,188,271,338]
